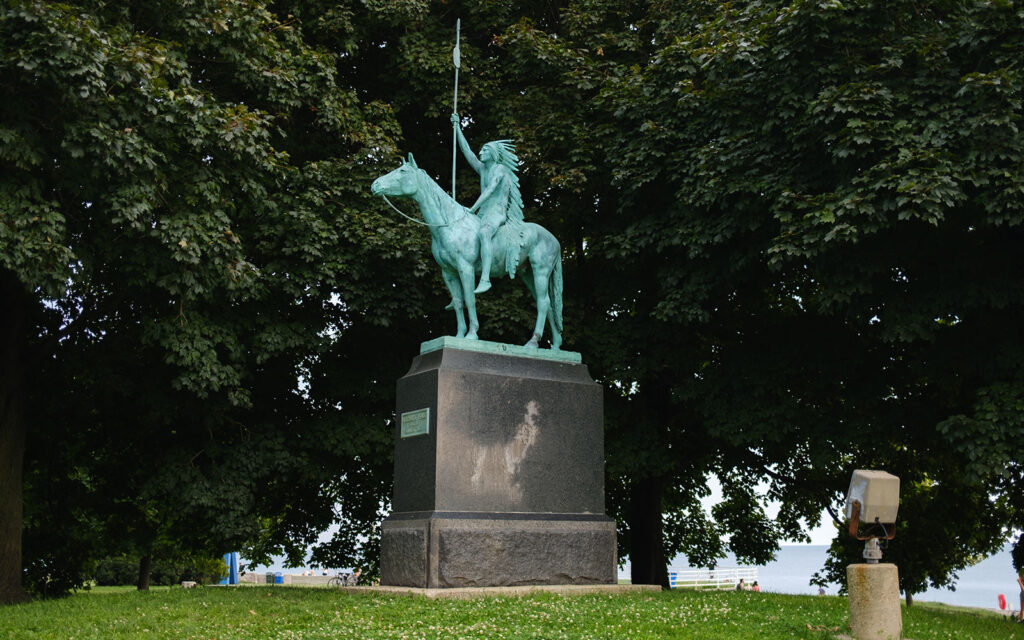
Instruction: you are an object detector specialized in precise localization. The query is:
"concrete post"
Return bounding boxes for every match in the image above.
[847,563,902,640]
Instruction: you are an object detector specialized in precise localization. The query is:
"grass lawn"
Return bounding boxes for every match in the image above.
[3,585,1023,639]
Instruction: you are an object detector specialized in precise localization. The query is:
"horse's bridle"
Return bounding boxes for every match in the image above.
[381,194,447,228]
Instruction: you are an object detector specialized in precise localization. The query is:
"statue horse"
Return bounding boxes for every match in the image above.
[371,154,563,349]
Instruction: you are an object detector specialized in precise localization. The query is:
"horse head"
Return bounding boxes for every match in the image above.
[371,153,421,198]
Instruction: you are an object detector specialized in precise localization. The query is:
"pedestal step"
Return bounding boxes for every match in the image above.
[382,511,616,588]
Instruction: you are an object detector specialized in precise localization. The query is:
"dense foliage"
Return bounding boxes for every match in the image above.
[486,0,1024,594]
[0,0,440,601]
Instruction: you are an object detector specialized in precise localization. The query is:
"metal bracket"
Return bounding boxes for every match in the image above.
[848,500,896,541]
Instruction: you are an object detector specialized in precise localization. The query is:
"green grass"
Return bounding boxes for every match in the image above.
[3,586,1023,639]
[913,599,1010,619]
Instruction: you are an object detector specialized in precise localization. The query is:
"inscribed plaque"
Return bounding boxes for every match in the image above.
[401,408,430,438]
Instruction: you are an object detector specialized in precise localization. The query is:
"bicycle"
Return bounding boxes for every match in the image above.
[328,573,357,587]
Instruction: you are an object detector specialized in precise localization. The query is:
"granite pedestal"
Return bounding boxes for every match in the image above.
[380,338,615,588]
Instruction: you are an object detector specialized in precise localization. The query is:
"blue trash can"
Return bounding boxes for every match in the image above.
[274,572,283,585]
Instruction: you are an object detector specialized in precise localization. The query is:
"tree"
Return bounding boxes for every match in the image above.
[1,0,436,601]
[487,0,1024,594]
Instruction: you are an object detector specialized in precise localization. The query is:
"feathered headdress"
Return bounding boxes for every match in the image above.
[481,140,519,173]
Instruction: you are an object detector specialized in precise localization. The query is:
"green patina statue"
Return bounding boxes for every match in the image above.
[370,149,563,350]
[370,21,563,350]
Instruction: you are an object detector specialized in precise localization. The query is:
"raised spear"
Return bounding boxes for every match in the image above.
[451,18,461,198]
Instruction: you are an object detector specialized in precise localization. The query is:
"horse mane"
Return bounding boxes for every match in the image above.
[415,167,468,225]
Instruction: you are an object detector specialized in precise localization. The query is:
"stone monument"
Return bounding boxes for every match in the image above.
[372,22,616,589]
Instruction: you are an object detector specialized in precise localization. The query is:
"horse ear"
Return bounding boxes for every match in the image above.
[407,153,418,169]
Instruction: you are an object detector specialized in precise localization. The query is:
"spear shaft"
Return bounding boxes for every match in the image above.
[451,19,461,198]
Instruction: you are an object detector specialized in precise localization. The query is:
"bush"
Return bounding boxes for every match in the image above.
[90,555,227,586]
[178,556,228,585]
[92,556,138,586]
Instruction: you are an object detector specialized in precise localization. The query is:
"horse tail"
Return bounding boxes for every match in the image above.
[550,250,564,335]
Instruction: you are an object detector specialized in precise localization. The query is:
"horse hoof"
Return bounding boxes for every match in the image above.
[525,338,539,349]
[474,280,491,294]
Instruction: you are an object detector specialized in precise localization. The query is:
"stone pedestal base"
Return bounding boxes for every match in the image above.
[380,343,615,588]
[847,563,902,640]
[382,511,616,588]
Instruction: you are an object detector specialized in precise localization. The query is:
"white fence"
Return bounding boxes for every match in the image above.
[668,567,759,590]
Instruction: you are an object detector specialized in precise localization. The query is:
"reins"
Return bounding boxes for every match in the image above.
[382,194,448,228]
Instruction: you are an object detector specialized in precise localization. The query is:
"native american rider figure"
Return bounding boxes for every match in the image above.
[451,114,525,294]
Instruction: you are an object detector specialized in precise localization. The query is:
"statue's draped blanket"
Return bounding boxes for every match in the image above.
[496,221,526,279]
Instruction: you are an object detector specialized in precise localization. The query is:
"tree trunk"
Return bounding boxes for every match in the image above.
[0,381,26,605]
[137,554,153,591]
[628,475,670,589]
[0,272,28,604]
[905,591,913,607]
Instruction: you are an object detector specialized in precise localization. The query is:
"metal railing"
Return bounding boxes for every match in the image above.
[668,567,759,590]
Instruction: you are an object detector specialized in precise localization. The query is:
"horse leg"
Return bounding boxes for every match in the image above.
[521,265,537,300]
[547,302,562,351]
[441,269,467,338]
[457,261,480,340]
[523,264,562,350]
[525,266,551,348]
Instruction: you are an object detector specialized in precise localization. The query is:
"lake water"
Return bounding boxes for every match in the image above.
[652,544,1019,610]
[246,543,1020,610]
